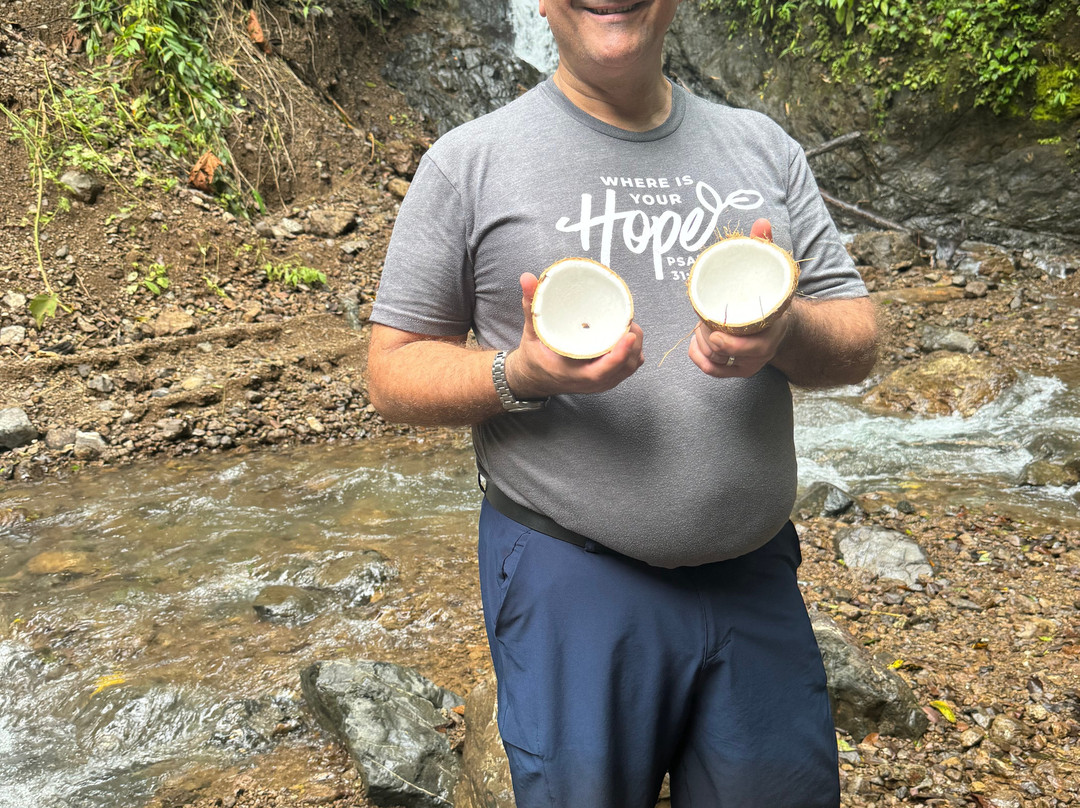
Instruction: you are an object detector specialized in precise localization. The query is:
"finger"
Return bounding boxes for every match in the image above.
[519,272,539,338]
[750,218,773,241]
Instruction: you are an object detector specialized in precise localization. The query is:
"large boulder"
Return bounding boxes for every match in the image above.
[811,613,929,741]
[301,660,464,808]
[862,353,1017,417]
[833,525,934,586]
[0,408,36,450]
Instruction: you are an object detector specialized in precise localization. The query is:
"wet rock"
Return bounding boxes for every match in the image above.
[454,674,513,808]
[848,231,930,270]
[74,431,107,459]
[1021,460,1079,487]
[0,325,26,346]
[811,613,929,741]
[58,169,105,203]
[25,550,97,576]
[862,353,1017,417]
[795,481,855,518]
[301,660,464,808]
[833,525,933,586]
[955,243,1017,281]
[315,551,397,608]
[307,209,356,238]
[919,325,977,354]
[0,408,36,449]
[252,585,318,624]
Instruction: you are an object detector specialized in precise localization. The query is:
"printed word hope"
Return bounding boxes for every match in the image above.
[555,181,764,280]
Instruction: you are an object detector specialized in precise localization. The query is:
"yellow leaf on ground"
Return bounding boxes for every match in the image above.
[929,700,956,723]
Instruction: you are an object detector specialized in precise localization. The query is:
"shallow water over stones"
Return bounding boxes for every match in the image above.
[0,373,1078,806]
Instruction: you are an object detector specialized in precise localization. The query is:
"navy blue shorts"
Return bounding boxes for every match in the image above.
[478,500,839,808]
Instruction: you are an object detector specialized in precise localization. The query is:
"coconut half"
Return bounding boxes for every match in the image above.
[686,235,800,335]
[531,258,634,359]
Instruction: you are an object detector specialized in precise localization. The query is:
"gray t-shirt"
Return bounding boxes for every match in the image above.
[372,78,867,567]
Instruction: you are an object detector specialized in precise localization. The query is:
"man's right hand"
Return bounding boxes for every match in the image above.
[504,272,645,400]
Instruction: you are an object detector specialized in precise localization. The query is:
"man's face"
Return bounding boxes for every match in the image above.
[539,0,682,78]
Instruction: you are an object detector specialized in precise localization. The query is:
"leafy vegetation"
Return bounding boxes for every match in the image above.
[263,257,328,288]
[712,0,1080,118]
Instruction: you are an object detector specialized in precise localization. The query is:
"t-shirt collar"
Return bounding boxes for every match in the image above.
[539,76,686,142]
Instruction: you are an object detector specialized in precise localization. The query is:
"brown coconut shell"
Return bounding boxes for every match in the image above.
[686,235,800,335]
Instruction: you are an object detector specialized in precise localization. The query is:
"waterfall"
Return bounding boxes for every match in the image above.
[509,0,558,73]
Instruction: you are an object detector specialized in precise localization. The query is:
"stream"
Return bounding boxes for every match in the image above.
[1,372,1079,807]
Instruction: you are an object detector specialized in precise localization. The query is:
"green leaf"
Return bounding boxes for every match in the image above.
[28,293,59,328]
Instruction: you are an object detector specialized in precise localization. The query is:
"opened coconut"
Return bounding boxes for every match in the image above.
[531,258,634,359]
[687,235,799,335]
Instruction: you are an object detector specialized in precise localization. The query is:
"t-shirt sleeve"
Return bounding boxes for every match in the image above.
[785,141,868,301]
[369,153,476,335]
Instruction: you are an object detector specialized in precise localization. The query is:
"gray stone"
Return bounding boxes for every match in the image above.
[919,326,977,354]
[811,613,929,741]
[847,230,929,270]
[86,374,115,394]
[0,326,26,346]
[341,238,371,256]
[279,217,305,236]
[0,408,36,450]
[833,525,933,586]
[58,169,105,204]
[307,209,356,238]
[45,427,77,450]
[2,291,27,310]
[156,418,189,441]
[74,431,107,459]
[301,660,463,808]
[795,481,855,518]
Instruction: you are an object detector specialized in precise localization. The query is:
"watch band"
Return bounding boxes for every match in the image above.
[492,350,547,412]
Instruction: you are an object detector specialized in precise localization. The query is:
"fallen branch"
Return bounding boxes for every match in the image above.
[805,131,862,159]
[819,190,937,248]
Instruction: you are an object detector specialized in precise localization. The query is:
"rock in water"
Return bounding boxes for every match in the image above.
[301,660,463,808]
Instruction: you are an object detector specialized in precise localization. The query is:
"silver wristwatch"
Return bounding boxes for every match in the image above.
[492,350,547,412]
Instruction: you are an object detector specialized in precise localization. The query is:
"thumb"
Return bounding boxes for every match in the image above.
[750,218,773,241]
[520,272,539,338]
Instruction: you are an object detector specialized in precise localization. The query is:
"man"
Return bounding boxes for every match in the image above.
[366,0,878,805]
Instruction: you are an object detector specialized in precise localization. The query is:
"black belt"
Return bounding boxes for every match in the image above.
[479,473,605,552]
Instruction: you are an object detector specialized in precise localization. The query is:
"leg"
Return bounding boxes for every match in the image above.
[478,501,701,808]
[669,523,839,808]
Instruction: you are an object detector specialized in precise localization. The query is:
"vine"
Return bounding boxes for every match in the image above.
[712,0,1080,118]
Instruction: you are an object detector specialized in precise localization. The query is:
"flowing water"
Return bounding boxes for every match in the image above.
[1,372,1079,806]
[509,0,557,74]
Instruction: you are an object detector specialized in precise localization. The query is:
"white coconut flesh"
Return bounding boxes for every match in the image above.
[532,258,634,359]
[688,238,798,332]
